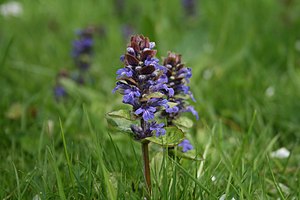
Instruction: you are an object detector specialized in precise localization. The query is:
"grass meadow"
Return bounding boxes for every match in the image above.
[1,0,300,199]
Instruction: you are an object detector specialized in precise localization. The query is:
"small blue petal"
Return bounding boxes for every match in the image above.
[143,110,155,121]
[178,139,193,152]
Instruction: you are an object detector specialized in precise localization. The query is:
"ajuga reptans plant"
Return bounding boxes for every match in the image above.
[108,35,199,194]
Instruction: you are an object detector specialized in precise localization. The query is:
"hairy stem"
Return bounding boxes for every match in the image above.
[142,141,152,194]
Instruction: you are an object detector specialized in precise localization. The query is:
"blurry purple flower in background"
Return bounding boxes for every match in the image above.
[178,139,193,152]
[54,69,69,101]
[121,24,135,40]
[54,86,66,98]
[54,25,104,101]
[72,27,94,71]
[181,0,197,17]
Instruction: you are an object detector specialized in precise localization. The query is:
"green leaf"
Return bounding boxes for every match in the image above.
[144,126,185,147]
[170,149,203,161]
[106,115,134,134]
[173,116,194,133]
[106,109,136,121]
[105,110,138,134]
[167,101,178,108]
[141,92,165,101]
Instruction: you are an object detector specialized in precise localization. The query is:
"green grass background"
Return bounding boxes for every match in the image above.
[1,0,300,199]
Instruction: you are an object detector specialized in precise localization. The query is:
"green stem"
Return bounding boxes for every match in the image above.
[142,141,152,194]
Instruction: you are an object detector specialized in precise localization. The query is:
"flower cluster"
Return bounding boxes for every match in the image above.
[72,27,94,72]
[54,26,98,100]
[161,52,198,152]
[162,52,198,123]
[113,35,174,140]
[113,35,197,153]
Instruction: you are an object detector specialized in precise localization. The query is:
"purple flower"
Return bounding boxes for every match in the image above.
[177,67,192,81]
[149,42,155,49]
[166,106,179,114]
[178,139,193,152]
[150,83,174,97]
[135,106,156,121]
[150,122,166,136]
[123,88,140,105]
[177,85,190,94]
[185,106,199,120]
[120,55,125,62]
[72,27,94,71]
[116,67,133,78]
[113,81,131,93]
[148,98,169,109]
[72,38,93,57]
[114,35,171,140]
[162,52,198,121]
[54,86,66,99]
[144,57,158,66]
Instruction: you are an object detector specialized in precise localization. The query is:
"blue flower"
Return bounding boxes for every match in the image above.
[178,139,193,152]
[148,98,169,109]
[114,35,171,139]
[162,52,198,121]
[112,81,131,93]
[150,83,174,97]
[166,106,179,114]
[123,88,140,105]
[135,106,156,121]
[72,38,93,57]
[185,106,199,120]
[116,67,133,78]
[54,86,66,99]
[150,122,166,136]
[71,28,94,71]
[149,42,155,49]
[145,57,167,72]
[177,67,192,81]
[120,55,125,62]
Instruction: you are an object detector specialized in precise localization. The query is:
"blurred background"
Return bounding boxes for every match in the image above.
[1,0,300,198]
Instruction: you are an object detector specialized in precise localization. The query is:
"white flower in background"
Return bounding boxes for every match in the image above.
[0,1,23,17]
[32,194,41,200]
[265,86,275,97]
[219,194,235,200]
[270,147,290,159]
[211,175,216,182]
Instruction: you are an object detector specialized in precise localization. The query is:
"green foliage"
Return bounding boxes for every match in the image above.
[173,116,194,133]
[1,0,300,199]
[144,126,185,147]
[170,149,203,161]
[106,110,136,134]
